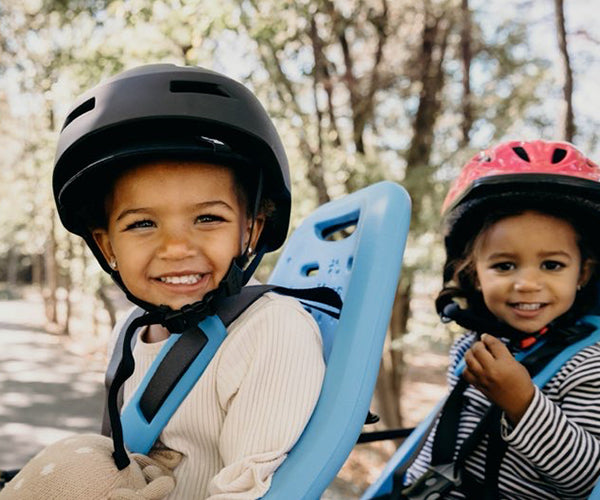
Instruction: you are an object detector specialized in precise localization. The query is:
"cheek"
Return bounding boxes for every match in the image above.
[561,279,579,303]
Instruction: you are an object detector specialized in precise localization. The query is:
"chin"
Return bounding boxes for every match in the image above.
[168,297,206,310]
[508,322,546,334]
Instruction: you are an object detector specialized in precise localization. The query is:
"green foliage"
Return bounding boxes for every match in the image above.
[0,0,598,334]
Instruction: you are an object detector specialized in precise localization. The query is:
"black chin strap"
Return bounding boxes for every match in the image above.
[441,302,525,340]
[106,169,267,469]
[107,256,249,470]
[108,312,160,469]
[440,301,586,351]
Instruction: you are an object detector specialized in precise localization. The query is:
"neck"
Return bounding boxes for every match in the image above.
[142,323,171,343]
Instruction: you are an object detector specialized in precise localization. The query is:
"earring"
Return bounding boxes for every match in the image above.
[247,246,254,256]
[577,284,582,291]
[109,258,117,270]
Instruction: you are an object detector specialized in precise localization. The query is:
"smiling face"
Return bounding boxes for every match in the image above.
[473,210,592,333]
[92,161,263,310]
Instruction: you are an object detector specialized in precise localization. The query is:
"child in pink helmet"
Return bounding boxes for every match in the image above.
[402,140,600,499]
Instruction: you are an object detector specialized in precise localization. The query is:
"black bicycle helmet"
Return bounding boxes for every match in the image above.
[53,64,297,471]
[53,63,291,278]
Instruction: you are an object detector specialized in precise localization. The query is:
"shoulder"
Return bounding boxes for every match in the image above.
[107,305,143,356]
[228,291,322,346]
[449,332,476,363]
[216,292,325,398]
[550,341,600,394]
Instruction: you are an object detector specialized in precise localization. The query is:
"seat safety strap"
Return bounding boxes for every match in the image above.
[409,320,598,499]
[101,284,342,460]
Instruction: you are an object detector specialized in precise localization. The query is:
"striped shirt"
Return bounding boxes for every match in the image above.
[405,332,600,499]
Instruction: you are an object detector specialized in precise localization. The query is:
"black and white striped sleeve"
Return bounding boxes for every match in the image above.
[501,345,600,498]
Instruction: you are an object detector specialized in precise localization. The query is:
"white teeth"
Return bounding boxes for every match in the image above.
[159,274,202,285]
[514,303,542,311]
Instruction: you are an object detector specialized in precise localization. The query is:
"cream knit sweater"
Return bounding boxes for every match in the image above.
[115,292,325,500]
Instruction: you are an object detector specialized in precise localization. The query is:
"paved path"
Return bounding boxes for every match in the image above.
[0,290,358,497]
[0,292,106,469]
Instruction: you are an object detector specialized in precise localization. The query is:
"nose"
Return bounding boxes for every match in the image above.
[513,268,543,292]
[156,225,197,260]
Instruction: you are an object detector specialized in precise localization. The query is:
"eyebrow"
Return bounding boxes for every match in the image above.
[115,200,235,222]
[486,250,573,260]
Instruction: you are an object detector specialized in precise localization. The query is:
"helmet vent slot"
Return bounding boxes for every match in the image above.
[170,80,230,97]
[552,148,567,163]
[512,146,530,162]
[62,97,95,131]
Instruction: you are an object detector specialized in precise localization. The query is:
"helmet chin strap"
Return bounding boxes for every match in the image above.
[109,251,261,332]
[105,169,267,469]
[108,167,267,329]
[440,301,581,350]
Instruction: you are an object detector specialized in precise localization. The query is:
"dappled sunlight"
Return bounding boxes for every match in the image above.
[1,392,55,408]
[0,423,74,449]
[0,296,105,469]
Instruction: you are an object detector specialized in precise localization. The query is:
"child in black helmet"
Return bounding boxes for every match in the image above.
[402,140,600,499]
[50,64,325,499]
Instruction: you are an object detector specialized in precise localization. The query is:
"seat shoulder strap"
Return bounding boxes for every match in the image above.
[101,285,277,437]
[101,307,146,436]
[102,284,341,438]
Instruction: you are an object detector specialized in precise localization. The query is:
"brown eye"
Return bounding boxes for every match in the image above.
[124,219,155,230]
[492,262,515,272]
[542,260,564,271]
[196,214,224,223]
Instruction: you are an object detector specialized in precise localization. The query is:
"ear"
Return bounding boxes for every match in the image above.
[92,229,116,268]
[578,258,595,289]
[472,272,481,291]
[244,214,266,252]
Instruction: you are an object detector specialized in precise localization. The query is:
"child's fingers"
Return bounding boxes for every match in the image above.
[481,333,511,360]
[462,362,488,392]
[468,339,496,368]
[464,347,484,374]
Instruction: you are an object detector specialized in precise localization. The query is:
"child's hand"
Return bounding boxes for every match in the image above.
[462,334,535,424]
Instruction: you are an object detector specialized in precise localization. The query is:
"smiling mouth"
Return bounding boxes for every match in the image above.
[158,274,204,285]
[510,303,546,311]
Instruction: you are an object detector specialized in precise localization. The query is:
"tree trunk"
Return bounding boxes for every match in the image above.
[62,236,73,335]
[554,0,575,141]
[97,285,117,329]
[32,253,43,288]
[460,0,473,147]
[6,247,18,287]
[43,213,58,325]
[375,278,412,427]
[404,9,452,226]
[374,4,452,426]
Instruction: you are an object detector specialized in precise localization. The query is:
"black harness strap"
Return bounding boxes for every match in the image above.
[139,325,208,422]
[107,311,165,469]
[101,307,145,436]
[101,284,342,444]
[401,321,596,499]
[431,378,468,467]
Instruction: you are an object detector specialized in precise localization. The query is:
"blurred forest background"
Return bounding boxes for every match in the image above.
[1,0,599,493]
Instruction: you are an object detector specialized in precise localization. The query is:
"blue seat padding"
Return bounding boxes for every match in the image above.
[263,181,411,499]
[362,315,600,499]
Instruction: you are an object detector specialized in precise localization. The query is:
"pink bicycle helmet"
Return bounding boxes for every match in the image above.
[443,140,600,263]
[437,140,600,319]
[443,139,600,214]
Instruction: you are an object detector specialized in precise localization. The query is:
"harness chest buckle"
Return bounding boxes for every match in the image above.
[401,463,462,500]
